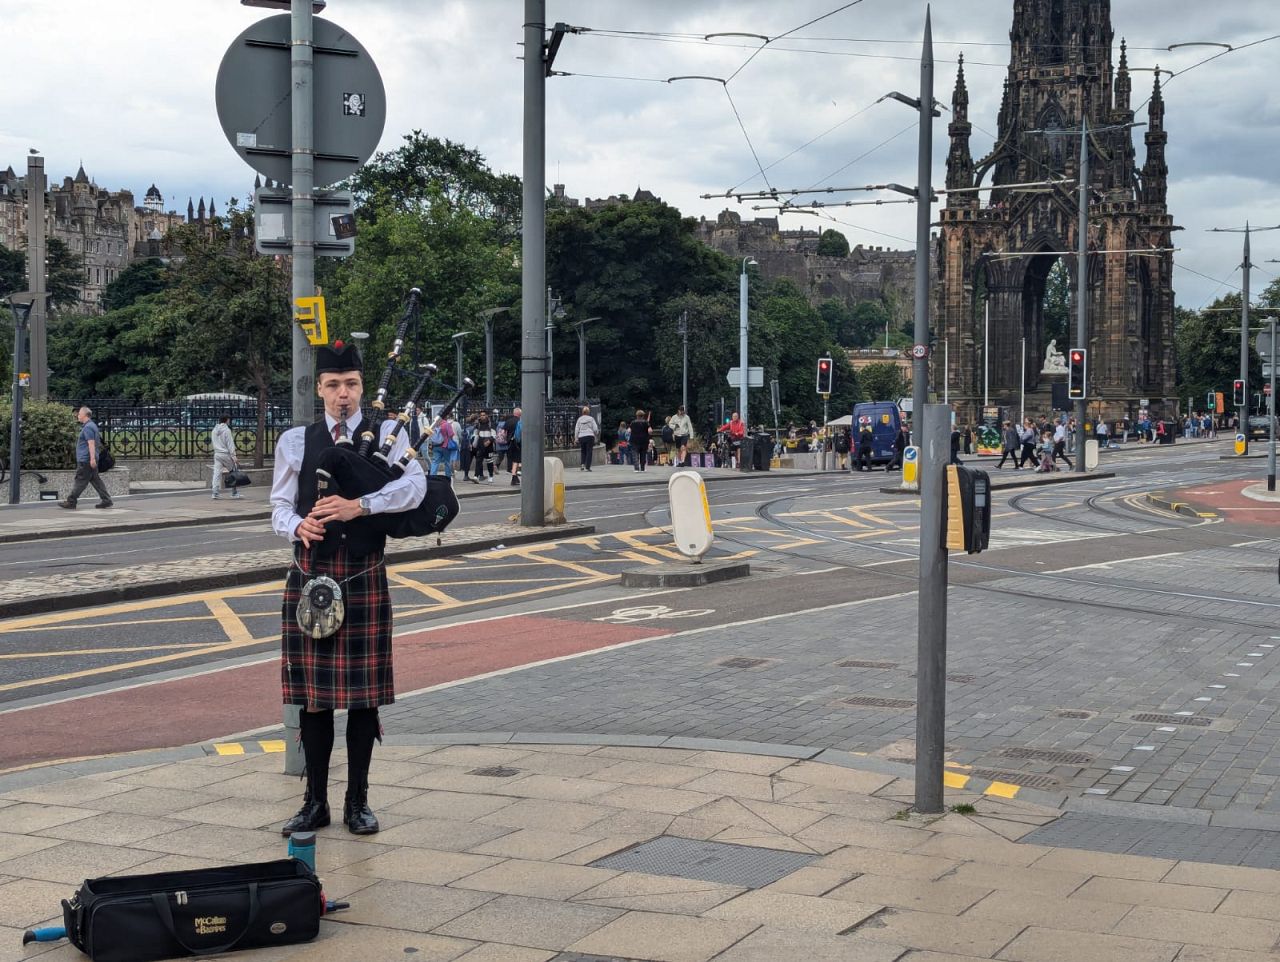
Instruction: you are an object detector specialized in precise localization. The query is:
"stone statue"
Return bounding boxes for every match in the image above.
[1042,339,1067,374]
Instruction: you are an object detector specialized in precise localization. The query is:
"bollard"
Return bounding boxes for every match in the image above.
[668,470,714,562]
[543,457,566,524]
[283,704,303,776]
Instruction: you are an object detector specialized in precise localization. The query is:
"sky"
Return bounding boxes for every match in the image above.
[3,0,1278,311]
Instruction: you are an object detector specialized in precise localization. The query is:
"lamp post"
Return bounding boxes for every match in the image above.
[545,288,565,400]
[451,331,471,391]
[7,294,37,505]
[739,257,756,420]
[678,311,689,410]
[572,316,600,403]
[478,307,509,409]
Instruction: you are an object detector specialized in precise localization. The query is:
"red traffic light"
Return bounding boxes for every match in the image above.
[819,360,830,370]
[1070,351,1083,362]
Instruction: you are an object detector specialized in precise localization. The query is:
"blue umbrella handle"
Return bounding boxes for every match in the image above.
[22,925,67,944]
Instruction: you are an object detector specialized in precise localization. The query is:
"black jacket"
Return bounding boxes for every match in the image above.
[630,419,651,448]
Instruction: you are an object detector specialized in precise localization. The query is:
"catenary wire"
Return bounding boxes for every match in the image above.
[724,0,867,84]
[723,85,773,193]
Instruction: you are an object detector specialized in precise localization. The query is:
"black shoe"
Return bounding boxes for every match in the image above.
[343,785,380,835]
[281,790,330,837]
[58,501,76,510]
[95,502,113,509]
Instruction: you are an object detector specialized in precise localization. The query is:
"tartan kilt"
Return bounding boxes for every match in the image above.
[281,545,394,710]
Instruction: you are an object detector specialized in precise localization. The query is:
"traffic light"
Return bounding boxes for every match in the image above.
[1233,379,1246,407]
[1067,348,1087,400]
[816,356,833,395]
[943,464,991,554]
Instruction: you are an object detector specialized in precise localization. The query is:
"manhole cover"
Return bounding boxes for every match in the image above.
[590,836,816,888]
[967,768,1062,791]
[468,766,522,777]
[1000,747,1094,765]
[843,696,916,710]
[836,659,898,669]
[718,657,770,669]
[1129,713,1213,727]
[1054,710,1095,719]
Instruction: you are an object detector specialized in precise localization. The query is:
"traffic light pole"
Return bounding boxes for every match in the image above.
[1074,119,1088,472]
[1241,228,1251,455]
[520,0,547,525]
[915,403,949,814]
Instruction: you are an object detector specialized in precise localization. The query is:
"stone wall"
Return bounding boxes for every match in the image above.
[14,467,130,503]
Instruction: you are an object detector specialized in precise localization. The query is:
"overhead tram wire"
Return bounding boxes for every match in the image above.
[722,85,774,193]
[726,99,882,193]
[723,0,867,84]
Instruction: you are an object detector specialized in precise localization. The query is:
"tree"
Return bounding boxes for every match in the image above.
[859,362,908,402]
[1175,278,1280,410]
[101,258,168,312]
[1042,259,1071,349]
[45,238,83,309]
[816,229,849,258]
[0,244,24,301]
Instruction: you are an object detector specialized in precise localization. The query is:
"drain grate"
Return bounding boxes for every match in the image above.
[1129,712,1213,727]
[1054,710,1095,720]
[717,657,770,669]
[967,768,1062,791]
[1000,747,1094,765]
[468,766,522,777]
[590,836,816,888]
[843,695,916,710]
[836,659,898,669]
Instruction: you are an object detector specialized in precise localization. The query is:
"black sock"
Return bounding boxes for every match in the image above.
[345,708,380,791]
[299,709,334,805]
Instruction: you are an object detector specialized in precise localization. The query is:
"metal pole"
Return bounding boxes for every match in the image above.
[25,156,46,400]
[521,0,546,525]
[1269,312,1276,491]
[1020,337,1026,424]
[1075,118,1088,471]
[909,7,933,443]
[914,402,949,813]
[982,301,989,408]
[1241,226,1251,454]
[680,310,689,410]
[283,0,316,777]
[739,261,749,420]
[577,324,586,403]
[545,287,554,401]
[455,336,465,387]
[943,337,948,405]
[484,316,495,410]
[8,303,28,505]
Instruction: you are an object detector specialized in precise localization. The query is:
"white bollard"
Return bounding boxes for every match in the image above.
[668,470,714,561]
[543,456,566,523]
[1084,439,1099,472]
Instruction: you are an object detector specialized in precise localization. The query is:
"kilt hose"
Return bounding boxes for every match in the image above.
[281,544,395,710]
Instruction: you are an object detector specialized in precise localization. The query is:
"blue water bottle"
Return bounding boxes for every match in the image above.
[288,831,316,872]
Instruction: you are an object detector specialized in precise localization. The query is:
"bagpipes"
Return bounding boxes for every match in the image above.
[311,289,474,555]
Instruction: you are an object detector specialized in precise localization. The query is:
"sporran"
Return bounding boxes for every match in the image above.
[296,575,345,639]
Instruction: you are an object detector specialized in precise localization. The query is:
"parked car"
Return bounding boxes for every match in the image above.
[1247,415,1279,441]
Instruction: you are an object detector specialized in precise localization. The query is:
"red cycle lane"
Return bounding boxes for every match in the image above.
[0,615,670,772]
[1166,478,1280,526]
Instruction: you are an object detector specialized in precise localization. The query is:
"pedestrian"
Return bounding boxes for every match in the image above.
[272,340,426,837]
[726,411,746,468]
[1034,429,1057,472]
[428,415,456,478]
[833,428,851,470]
[574,404,599,471]
[210,414,243,500]
[616,420,631,466]
[949,426,962,465]
[507,407,522,485]
[997,421,1020,469]
[457,414,475,479]
[1052,419,1073,469]
[887,424,907,471]
[493,408,509,473]
[669,405,693,467]
[629,409,651,472]
[962,424,974,456]
[857,424,874,471]
[1019,418,1039,468]
[1096,419,1110,448]
[470,411,496,483]
[59,406,113,509]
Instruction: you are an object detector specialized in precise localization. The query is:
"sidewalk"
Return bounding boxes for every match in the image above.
[7,738,1280,961]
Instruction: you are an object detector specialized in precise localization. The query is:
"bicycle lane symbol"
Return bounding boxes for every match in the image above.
[593,605,716,624]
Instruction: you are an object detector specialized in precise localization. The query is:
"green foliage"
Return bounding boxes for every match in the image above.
[1042,260,1071,349]
[0,243,24,301]
[859,362,908,402]
[0,398,78,469]
[1175,278,1280,408]
[102,258,168,312]
[816,229,849,258]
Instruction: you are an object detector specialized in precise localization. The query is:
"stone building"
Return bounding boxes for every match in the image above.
[935,0,1177,424]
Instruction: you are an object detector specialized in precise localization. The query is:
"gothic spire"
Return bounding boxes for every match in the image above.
[197,196,206,221]
[946,54,975,198]
[253,173,262,191]
[1114,38,1131,111]
[1142,70,1168,206]
[187,197,194,221]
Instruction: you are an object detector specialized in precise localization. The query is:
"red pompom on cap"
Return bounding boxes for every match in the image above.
[333,339,344,349]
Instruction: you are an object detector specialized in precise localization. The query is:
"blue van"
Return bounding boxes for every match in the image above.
[852,401,903,466]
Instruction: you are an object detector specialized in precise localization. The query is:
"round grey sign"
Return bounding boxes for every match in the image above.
[216,14,386,188]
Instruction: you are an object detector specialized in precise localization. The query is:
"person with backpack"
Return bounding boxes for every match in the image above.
[833,428,851,470]
[493,409,510,472]
[470,411,496,483]
[574,405,600,471]
[629,409,651,472]
[428,416,456,478]
[616,420,631,466]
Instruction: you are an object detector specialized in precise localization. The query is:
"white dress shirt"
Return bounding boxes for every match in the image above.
[270,411,427,542]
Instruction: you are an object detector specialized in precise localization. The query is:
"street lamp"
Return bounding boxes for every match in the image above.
[739,257,756,421]
[572,316,600,403]
[677,311,689,410]
[478,307,510,409]
[545,288,566,400]
[451,331,471,391]
[1208,224,1280,458]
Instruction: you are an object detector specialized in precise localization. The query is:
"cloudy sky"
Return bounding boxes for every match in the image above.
[4,0,1278,309]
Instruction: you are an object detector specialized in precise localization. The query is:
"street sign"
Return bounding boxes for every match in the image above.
[726,366,764,388]
[254,188,356,257]
[902,446,919,490]
[216,14,386,188]
[1258,329,1275,359]
[911,344,928,359]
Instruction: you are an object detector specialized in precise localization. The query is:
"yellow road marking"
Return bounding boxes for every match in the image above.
[618,550,662,566]
[0,642,217,659]
[206,596,253,645]
[214,743,245,756]
[943,771,970,789]
[984,781,1021,798]
[386,572,458,605]
[0,581,281,634]
[17,615,218,633]
[258,740,286,752]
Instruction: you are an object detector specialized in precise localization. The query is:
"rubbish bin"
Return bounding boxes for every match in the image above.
[753,433,771,471]
[737,436,755,471]
[1159,421,1176,444]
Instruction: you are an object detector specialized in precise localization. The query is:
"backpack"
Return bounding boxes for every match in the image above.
[496,424,509,446]
[430,422,449,447]
[661,424,675,444]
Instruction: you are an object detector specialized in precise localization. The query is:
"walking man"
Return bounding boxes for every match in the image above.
[630,409,651,472]
[272,341,427,837]
[211,415,242,500]
[1052,419,1073,469]
[997,421,1020,469]
[670,405,693,468]
[59,406,112,509]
